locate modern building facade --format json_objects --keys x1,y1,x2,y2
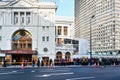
[
  {"x1": 75, "y1": 0, "x2": 120, "y2": 55},
  {"x1": 0, "y1": 0, "x2": 57, "y2": 63}
]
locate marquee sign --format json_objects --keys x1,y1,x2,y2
[{"x1": 2, "y1": 50, "x2": 35, "y2": 54}]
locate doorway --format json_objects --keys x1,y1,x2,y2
[{"x1": 42, "y1": 57, "x2": 49, "y2": 66}]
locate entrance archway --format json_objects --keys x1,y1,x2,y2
[
  {"x1": 65, "y1": 52, "x2": 71, "y2": 64},
  {"x1": 11, "y1": 29, "x2": 33, "y2": 63},
  {"x1": 56, "y1": 52, "x2": 62, "y2": 60},
  {"x1": 12, "y1": 29, "x2": 32, "y2": 50},
  {"x1": 65, "y1": 52, "x2": 71, "y2": 60}
]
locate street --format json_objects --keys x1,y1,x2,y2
[{"x1": 0, "y1": 66, "x2": 120, "y2": 80}]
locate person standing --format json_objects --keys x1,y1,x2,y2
[
  {"x1": 49, "y1": 59, "x2": 53, "y2": 68},
  {"x1": 32, "y1": 60, "x2": 35, "y2": 67},
  {"x1": 3, "y1": 59, "x2": 6, "y2": 67}
]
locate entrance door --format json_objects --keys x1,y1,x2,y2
[
  {"x1": 42, "y1": 57, "x2": 49, "y2": 66},
  {"x1": 12, "y1": 54, "x2": 32, "y2": 63}
]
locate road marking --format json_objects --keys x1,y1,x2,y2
[
  {"x1": 31, "y1": 70, "x2": 35, "y2": 72},
  {"x1": 0, "y1": 71, "x2": 24, "y2": 75},
  {"x1": 41, "y1": 69, "x2": 70, "y2": 72},
  {"x1": 12, "y1": 71, "x2": 17, "y2": 72},
  {"x1": 36, "y1": 72, "x2": 74, "y2": 77},
  {"x1": 66, "y1": 76, "x2": 95, "y2": 80}
]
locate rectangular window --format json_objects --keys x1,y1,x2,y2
[
  {"x1": 58, "y1": 26, "x2": 62, "y2": 35},
  {"x1": 46, "y1": 26, "x2": 49, "y2": 30},
  {"x1": 0, "y1": 26, "x2": 2, "y2": 29},
  {"x1": 20, "y1": 12, "x2": 24, "y2": 24},
  {"x1": 46, "y1": 36, "x2": 49, "y2": 41},
  {"x1": 42, "y1": 37, "x2": 45, "y2": 41},
  {"x1": 26, "y1": 17, "x2": 30, "y2": 24},
  {"x1": 15, "y1": 17, "x2": 18, "y2": 24},
  {"x1": 57, "y1": 38, "x2": 62, "y2": 44},
  {"x1": 14, "y1": 12, "x2": 18, "y2": 24},
  {"x1": 64, "y1": 26, "x2": 68, "y2": 35},
  {"x1": 26, "y1": 12, "x2": 31, "y2": 24},
  {"x1": 28, "y1": 44, "x2": 32, "y2": 49},
  {"x1": 21, "y1": 17, "x2": 24, "y2": 23},
  {"x1": 0, "y1": 36, "x2": 1, "y2": 41},
  {"x1": 42, "y1": 26, "x2": 45, "y2": 30}
]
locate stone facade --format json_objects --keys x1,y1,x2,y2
[{"x1": 0, "y1": 0, "x2": 57, "y2": 63}]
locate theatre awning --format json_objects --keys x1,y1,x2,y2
[{"x1": 2, "y1": 50, "x2": 35, "y2": 54}]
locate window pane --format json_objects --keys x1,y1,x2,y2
[
  {"x1": 42, "y1": 37, "x2": 45, "y2": 41},
  {"x1": 0, "y1": 26, "x2": 2, "y2": 29},
  {"x1": 0, "y1": 36, "x2": 1, "y2": 41},
  {"x1": 64, "y1": 26, "x2": 68, "y2": 35},
  {"x1": 47, "y1": 36, "x2": 49, "y2": 41},
  {"x1": 58, "y1": 26, "x2": 62, "y2": 35}
]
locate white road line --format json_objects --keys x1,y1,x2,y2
[
  {"x1": 36, "y1": 72, "x2": 74, "y2": 77},
  {"x1": 31, "y1": 70, "x2": 35, "y2": 72},
  {"x1": 41, "y1": 70, "x2": 70, "y2": 72},
  {"x1": 0, "y1": 71, "x2": 24, "y2": 75},
  {"x1": 66, "y1": 76, "x2": 95, "y2": 80}
]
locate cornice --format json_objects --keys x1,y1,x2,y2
[{"x1": 0, "y1": 5, "x2": 57, "y2": 9}]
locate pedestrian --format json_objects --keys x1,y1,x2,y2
[
  {"x1": 32, "y1": 60, "x2": 35, "y2": 67},
  {"x1": 37, "y1": 59, "x2": 40, "y2": 68},
  {"x1": 24, "y1": 59, "x2": 28, "y2": 66},
  {"x1": 41, "y1": 60, "x2": 43, "y2": 66},
  {"x1": 49, "y1": 59, "x2": 53, "y2": 68},
  {"x1": 3, "y1": 59, "x2": 6, "y2": 67},
  {"x1": 61, "y1": 58, "x2": 65, "y2": 66}
]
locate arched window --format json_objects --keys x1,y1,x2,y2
[{"x1": 12, "y1": 30, "x2": 32, "y2": 50}]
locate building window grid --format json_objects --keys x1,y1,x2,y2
[
  {"x1": 42, "y1": 36, "x2": 49, "y2": 42},
  {"x1": 14, "y1": 12, "x2": 31, "y2": 25}
]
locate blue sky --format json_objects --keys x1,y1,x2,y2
[{"x1": 55, "y1": 0, "x2": 74, "y2": 17}]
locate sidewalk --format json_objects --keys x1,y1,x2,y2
[{"x1": 0, "y1": 64, "x2": 120, "y2": 68}]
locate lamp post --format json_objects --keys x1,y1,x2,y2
[{"x1": 90, "y1": 15, "x2": 95, "y2": 65}]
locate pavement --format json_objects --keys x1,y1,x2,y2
[{"x1": 1, "y1": 64, "x2": 120, "y2": 68}]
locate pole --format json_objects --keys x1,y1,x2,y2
[{"x1": 90, "y1": 15, "x2": 95, "y2": 65}]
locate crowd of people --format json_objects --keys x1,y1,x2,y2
[
  {"x1": 1, "y1": 57, "x2": 120, "y2": 68},
  {"x1": 54, "y1": 57, "x2": 120, "y2": 66}
]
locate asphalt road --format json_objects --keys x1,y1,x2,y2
[{"x1": 0, "y1": 66, "x2": 120, "y2": 80}]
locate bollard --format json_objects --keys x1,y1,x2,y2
[{"x1": 21, "y1": 63, "x2": 24, "y2": 70}]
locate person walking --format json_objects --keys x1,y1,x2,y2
[
  {"x1": 37, "y1": 58, "x2": 40, "y2": 68},
  {"x1": 32, "y1": 60, "x2": 35, "y2": 67}
]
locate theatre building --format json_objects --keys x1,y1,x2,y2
[{"x1": 0, "y1": 0, "x2": 57, "y2": 64}]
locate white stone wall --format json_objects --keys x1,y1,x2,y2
[{"x1": 0, "y1": 0, "x2": 56, "y2": 59}]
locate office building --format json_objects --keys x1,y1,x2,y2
[{"x1": 75, "y1": 0, "x2": 120, "y2": 55}]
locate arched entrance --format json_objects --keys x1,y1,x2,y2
[
  {"x1": 11, "y1": 29, "x2": 33, "y2": 63},
  {"x1": 12, "y1": 29, "x2": 32, "y2": 50},
  {"x1": 55, "y1": 52, "x2": 62, "y2": 65},
  {"x1": 65, "y1": 52, "x2": 71, "y2": 60},
  {"x1": 56, "y1": 52, "x2": 62, "y2": 60},
  {"x1": 65, "y1": 52, "x2": 71, "y2": 64}
]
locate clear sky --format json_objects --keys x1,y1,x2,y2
[{"x1": 55, "y1": 0, "x2": 74, "y2": 17}]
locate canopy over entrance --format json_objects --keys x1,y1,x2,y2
[{"x1": 2, "y1": 50, "x2": 35, "y2": 54}]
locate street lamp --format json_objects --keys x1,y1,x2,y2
[{"x1": 90, "y1": 15, "x2": 95, "y2": 65}]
